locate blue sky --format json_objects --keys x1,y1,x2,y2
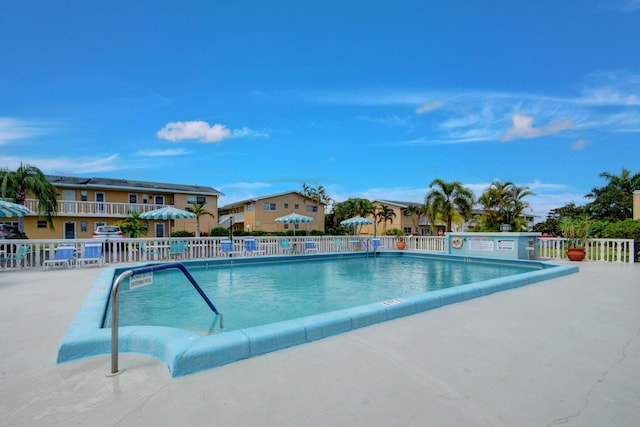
[{"x1": 1, "y1": 0, "x2": 639, "y2": 221}]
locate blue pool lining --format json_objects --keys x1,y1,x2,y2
[{"x1": 57, "y1": 252, "x2": 578, "y2": 377}]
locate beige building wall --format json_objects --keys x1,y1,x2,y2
[
  {"x1": 21, "y1": 185, "x2": 219, "y2": 239},
  {"x1": 634, "y1": 191, "x2": 640, "y2": 220},
  {"x1": 220, "y1": 192, "x2": 326, "y2": 234}
]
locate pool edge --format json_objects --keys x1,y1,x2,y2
[{"x1": 57, "y1": 256, "x2": 579, "y2": 377}]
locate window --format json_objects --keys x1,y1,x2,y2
[
  {"x1": 142, "y1": 194, "x2": 149, "y2": 204},
  {"x1": 306, "y1": 205, "x2": 318, "y2": 213},
  {"x1": 262, "y1": 202, "x2": 276, "y2": 211},
  {"x1": 294, "y1": 204, "x2": 299, "y2": 209},
  {"x1": 403, "y1": 227, "x2": 412, "y2": 234},
  {"x1": 247, "y1": 203, "x2": 253, "y2": 212},
  {"x1": 80, "y1": 191, "x2": 88, "y2": 202},
  {"x1": 37, "y1": 220, "x2": 47, "y2": 229},
  {"x1": 284, "y1": 203, "x2": 289, "y2": 209},
  {"x1": 154, "y1": 195, "x2": 164, "y2": 205},
  {"x1": 80, "y1": 221, "x2": 88, "y2": 232},
  {"x1": 284, "y1": 224, "x2": 289, "y2": 229},
  {"x1": 129, "y1": 194, "x2": 138, "y2": 204},
  {"x1": 187, "y1": 196, "x2": 206, "y2": 205}
]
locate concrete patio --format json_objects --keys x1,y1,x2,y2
[{"x1": 1, "y1": 261, "x2": 638, "y2": 426}]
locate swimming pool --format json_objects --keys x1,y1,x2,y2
[
  {"x1": 58, "y1": 252, "x2": 578, "y2": 376},
  {"x1": 104, "y1": 255, "x2": 544, "y2": 334}
]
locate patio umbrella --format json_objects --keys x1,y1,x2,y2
[
  {"x1": 274, "y1": 212, "x2": 314, "y2": 236},
  {"x1": 140, "y1": 206, "x2": 196, "y2": 236},
  {"x1": 0, "y1": 200, "x2": 33, "y2": 218},
  {"x1": 340, "y1": 216, "x2": 374, "y2": 235}
]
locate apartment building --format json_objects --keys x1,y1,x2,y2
[
  {"x1": 218, "y1": 191, "x2": 326, "y2": 234},
  {"x1": 18, "y1": 175, "x2": 223, "y2": 239}
]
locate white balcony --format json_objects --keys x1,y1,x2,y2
[{"x1": 23, "y1": 199, "x2": 170, "y2": 217}]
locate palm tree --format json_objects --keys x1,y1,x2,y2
[
  {"x1": 118, "y1": 212, "x2": 147, "y2": 238},
  {"x1": 0, "y1": 162, "x2": 58, "y2": 230},
  {"x1": 302, "y1": 183, "x2": 333, "y2": 232},
  {"x1": 425, "y1": 179, "x2": 475, "y2": 232},
  {"x1": 585, "y1": 168, "x2": 640, "y2": 220},
  {"x1": 375, "y1": 204, "x2": 396, "y2": 235},
  {"x1": 185, "y1": 202, "x2": 215, "y2": 237},
  {"x1": 478, "y1": 181, "x2": 534, "y2": 231}
]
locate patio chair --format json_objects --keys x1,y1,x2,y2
[
  {"x1": 332, "y1": 239, "x2": 347, "y2": 252},
  {"x1": 43, "y1": 245, "x2": 76, "y2": 270},
  {"x1": 0, "y1": 245, "x2": 30, "y2": 269},
  {"x1": 304, "y1": 241, "x2": 318, "y2": 253},
  {"x1": 244, "y1": 238, "x2": 265, "y2": 256},
  {"x1": 141, "y1": 242, "x2": 160, "y2": 260},
  {"x1": 169, "y1": 241, "x2": 188, "y2": 260},
  {"x1": 278, "y1": 240, "x2": 296, "y2": 254},
  {"x1": 221, "y1": 240, "x2": 242, "y2": 257},
  {"x1": 76, "y1": 243, "x2": 104, "y2": 268},
  {"x1": 371, "y1": 238, "x2": 384, "y2": 251}
]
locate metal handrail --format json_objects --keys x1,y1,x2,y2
[{"x1": 109, "y1": 262, "x2": 222, "y2": 376}]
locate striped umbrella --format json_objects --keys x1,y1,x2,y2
[
  {"x1": 340, "y1": 216, "x2": 374, "y2": 226},
  {"x1": 274, "y1": 212, "x2": 314, "y2": 236},
  {"x1": 0, "y1": 200, "x2": 33, "y2": 218},
  {"x1": 140, "y1": 206, "x2": 196, "y2": 236},
  {"x1": 340, "y1": 216, "x2": 374, "y2": 235},
  {"x1": 140, "y1": 206, "x2": 196, "y2": 220}
]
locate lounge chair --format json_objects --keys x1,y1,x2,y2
[
  {"x1": 169, "y1": 241, "x2": 188, "y2": 260},
  {"x1": 244, "y1": 238, "x2": 265, "y2": 256},
  {"x1": 0, "y1": 245, "x2": 30, "y2": 269},
  {"x1": 332, "y1": 239, "x2": 347, "y2": 252},
  {"x1": 43, "y1": 245, "x2": 76, "y2": 269},
  {"x1": 141, "y1": 242, "x2": 160, "y2": 260},
  {"x1": 304, "y1": 241, "x2": 318, "y2": 253},
  {"x1": 371, "y1": 238, "x2": 384, "y2": 251},
  {"x1": 76, "y1": 243, "x2": 104, "y2": 268},
  {"x1": 221, "y1": 240, "x2": 242, "y2": 257},
  {"x1": 278, "y1": 240, "x2": 296, "y2": 254}
]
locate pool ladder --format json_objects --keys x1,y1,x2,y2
[{"x1": 108, "y1": 262, "x2": 222, "y2": 376}]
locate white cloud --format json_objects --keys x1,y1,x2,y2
[
  {"x1": 136, "y1": 148, "x2": 191, "y2": 157},
  {"x1": 502, "y1": 113, "x2": 573, "y2": 141},
  {"x1": 571, "y1": 139, "x2": 591, "y2": 150},
  {"x1": 622, "y1": 0, "x2": 640, "y2": 12},
  {"x1": 0, "y1": 118, "x2": 49, "y2": 144},
  {"x1": 156, "y1": 121, "x2": 268, "y2": 142},
  {"x1": 416, "y1": 100, "x2": 445, "y2": 114},
  {"x1": 0, "y1": 154, "x2": 120, "y2": 174},
  {"x1": 231, "y1": 127, "x2": 269, "y2": 138},
  {"x1": 156, "y1": 121, "x2": 231, "y2": 143},
  {"x1": 357, "y1": 115, "x2": 410, "y2": 126}
]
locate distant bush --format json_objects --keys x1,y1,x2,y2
[
  {"x1": 210, "y1": 227, "x2": 230, "y2": 236},
  {"x1": 171, "y1": 230, "x2": 194, "y2": 237},
  {"x1": 598, "y1": 219, "x2": 640, "y2": 240}
]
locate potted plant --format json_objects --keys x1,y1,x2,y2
[
  {"x1": 386, "y1": 228, "x2": 406, "y2": 250},
  {"x1": 559, "y1": 217, "x2": 590, "y2": 261}
]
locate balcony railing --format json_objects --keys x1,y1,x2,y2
[{"x1": 23, "y1": 199, "x2": 170, "y2": 217}]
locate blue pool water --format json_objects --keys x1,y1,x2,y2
[
  {"x1": 59, "y1": 252, "x2": 578, "y2": 376},
  {"x1": 104, "y1": 254, "x2": 541, "y2": 334}
]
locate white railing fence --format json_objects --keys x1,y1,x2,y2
[
  {"x1": 537, "y1": 237, "x2": 636, "y2": 264},
  {"x1": 0, "y1": 235, "x2": 636, "y2": 269},
  {"x1": 22, "y1": 199, "x2": 169, "y2": 217}
]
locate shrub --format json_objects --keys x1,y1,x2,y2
[
  {"x1": 171, "y1": 230, "x2": 194, "y2": 237},
  {"x1": 210, "y1": 226, "x2": 231, "y2": 236}
]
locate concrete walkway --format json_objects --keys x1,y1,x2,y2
[{"x1": 0, "y1": 262, "x2": 638, "y2": 426}]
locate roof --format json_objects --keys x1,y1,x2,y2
[
  {"x1": 220, "y1": 191, "x2": 326, "y2": 210},
  {"x1": 373, "y1": 200, "x2": 422, "y2": 209},
  {"x1": 46, "y1": 175, "x2": 223, "y2": 197}
]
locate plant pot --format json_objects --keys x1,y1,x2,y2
[
  {"x1": 566, "y1": 247, "x2": 586, "y2": 262},
  {"x1": 396, "y1": 241, "x2": 406, "y2": 250}
]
